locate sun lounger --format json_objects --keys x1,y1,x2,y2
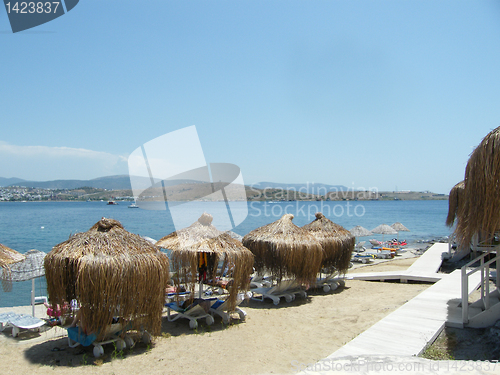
[
  {"x1": 166, "y1": 290, "x2": 191, "y2": 303},
  {"x1": 0, "y1": 312, "x2": 46, "y2": 337},
  {"x1": 165, "y1": 298, "x2": 217, "y2": 329},
  {"x1": 67, "y1": 322, "x2": 140, "y2": 358},
  {"x1": 354, "y1": 241, "x2": 366, "y2": 252},
  {"x1": 314, "y1": 273, "x2": 341, "y2": 293},
  {"x1": 249, "y1": 275, "x2": 273, "y2": 289},
  {"x1": 209, "y1": 293, "x2": 247, "y2": 324},
  {"x1": 251, "y1": 279, "x2": 306, "y2": 305}
]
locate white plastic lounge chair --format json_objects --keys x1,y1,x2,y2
[
  {"x1": 209, "y1": 293, "x2": 247, "y2": 324},
  {"x1": 354, "y1": 241, "x2": 366, "y2": 252},
  {"x1": 0, "y1": 312, "x2": 46, "y2": 337},
  {"x1": 165, "y1": 298, "x2": 216, "y2": 329},
  {"x1": 249, "y1": 275, "x2": 273, "y2": 289},
  {"x1": 315, "y1": 273, "x2": 341, "y2": 293},
  {"x1": 251, "y1": 279, "x2": 306, "y2": 305},
  {"x1": 67, "y1": 321, "x2": 143, "y2": 358}
]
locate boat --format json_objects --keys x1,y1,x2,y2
[
  {"x1": 128, "y1": 203, "x2": 139, "y2": 208},
  {"x1": 107, "y1": 201, "x2": 118, "y2": 205}
]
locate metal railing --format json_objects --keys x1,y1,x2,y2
[{"x1": 461, "y1": 244, "x2": 500, "y2": 324}]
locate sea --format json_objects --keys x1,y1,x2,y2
[{"x1": 0, "y1": 199, "x2": 451, "y2": 308}]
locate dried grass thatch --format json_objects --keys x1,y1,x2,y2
[
  {"x1": 302, "y1": 212, "x2": 353, "y2": 275},
  {"x1": 156, "y1": 212, "x2": 222, "y2": 250},
  {"x1": 455, "y1": 126, "x2": 500, "y2": 245},
  {"x1": 157, "y1": 213, "x2": 254, "y2": 311},
  {"x1": 0, "y1": 243, "x2": 25, "y2": 292},
  {"x1": 446, "y1": 181, "x2": 465, "y2": 227},
  {"x1": 242, "y1": 214, "x2": 324, "y2": 285},
  {"x1": 44, "y1": 218, "x2": 170, "y2": 339}
]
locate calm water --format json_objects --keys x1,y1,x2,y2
[{"x1": 0, "y1": 200, "x2": 450, "y2": 307}]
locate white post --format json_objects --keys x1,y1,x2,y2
[
  {"x1": 480, "y1": 257, "x2": 485, "y2": 301},
  {"x1": 462, "y1": 266, "x2": 468, "y2": 324},
  {"x1": 31, "y1": 279, "x2": 35, "y2": 317},
  {"x1": 485, "y1": 263, "x2": 490, "y2": 310}
]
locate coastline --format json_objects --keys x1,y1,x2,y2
[{"x1": 1, "y1": 254, "x2": 430, "y2": 375}]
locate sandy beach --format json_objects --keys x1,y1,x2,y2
[{"x1": 0, "y1": 254, "x2": 430, "y2": 375}]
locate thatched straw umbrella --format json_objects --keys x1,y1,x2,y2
[
  {"x1": 242, "y1": 214, "x2": 324, "y2": 285},
  {"x1": 156, "y1": 213, "x2": 254, "y2": 311},
  {"x1": 455, "y1": 126, "x2": 500, "y2": 246},
  {"x1": 302, "y1": 213, "x2": 354, "y2": 275},
  {"x1": 446, "y1": 181, "x2": 465, "y2": 227},
  {"x1": 0, "y1": 243, "x2": 25, "y2": 293},
  {"x1": 371, "y1": 224, "x2": 397, "y2": 243},
  {"x1": 390, "y1": 222, "x2": 410, "y2": 243},
  {"x1": 4, "y1": 249, "x2": 46, "y2": 317},
  {"x1": 45, "y1": 218, "x2": 170, "y2": 340}
]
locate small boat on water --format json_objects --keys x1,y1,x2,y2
[
  {"x1": 107, "y1": 201, "x2": 118, "y2": 205},
  {"x1": 128, "y1": 203, "x2": 139, "y2": 208}
]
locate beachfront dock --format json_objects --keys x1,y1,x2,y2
[
  {"x1": 343, "y1": 242, "x2": 448, "y2": 283},
  {"x1": 316, "y1": 243, "x2": 482, "y2": 361}
]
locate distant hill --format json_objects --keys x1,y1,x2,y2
[
  {"x1": 0, "y1": 177, "x2": 26, "y2": 187},
  {"x1": 6, "y1": 175, "x2": 135, "y2": 190},
  {"x1": 2, "y1": 177, "x2": 352, "y2": 193},
  {"x1": 250, "y1": 182, "x2": 349, "y2": 193}
]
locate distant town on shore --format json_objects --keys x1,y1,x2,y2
[{"x1": 0, "y1": 175, "x2": 448, "y2": 202}]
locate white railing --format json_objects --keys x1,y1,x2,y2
[{"x1": 461, "y1": 244, "x2": 500, "y2": 324}]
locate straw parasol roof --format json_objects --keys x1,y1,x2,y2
[
  {"x1": 8, "y1": 249, "x2": 45, "y2": 282},
  {"x1": 157, "y1": 213, "x2": 254, "y2": 311},
  {"x1": 44, "y1": 218, "x2": 170, "y2": 340},
  {"x1": 446, "y1": 181, "x2": 465, "y2": 227},
  {"x1": 455, "y1": 126, "x2": 500, "y2": 246},
  {"x1": 391, "y1": 222, "x2": 409, "y2": 232},
  {"x1": 302, "y1": 213, "x2": 354, "y2": 275},
  {"x1": 242, "y1": 214, "x2": 324, "y2": 285},
  {"x1": 156, "y1": 212, "x2": 222, "y2": 250},
  {"x1": 371, "y1": 224, "x2": 398, "y2": 243},
  {"x1": 1, "y1": 249, "x2": 46, "y2": 317},
  {"x1": 0, "y1": 243, "x2": 25, "y2": 292},
  {"x1": 349, "y1": 226, "x2": 372, "y2": 238}
]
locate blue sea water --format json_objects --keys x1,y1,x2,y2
[{"x1": 0, "y1": 200, "x2": 451, "y2": 308}]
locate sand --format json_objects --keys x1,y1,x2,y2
[{"x1": 0, "y1": 255, "x2": 429, "y2": 375}]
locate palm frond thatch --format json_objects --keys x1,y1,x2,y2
[
  {"x1": 455, "y1": 126, "x2": 500, "y2": 245},
  {"x1": 302, "y1": 212, "x2": 354, "y2": 274},
  {"x1": 446, "y1": 181, "x2": 465, "y2": 227},
  {"x1": 157, "y1": 213, "x2": 254, "y2": 311},
  {"x1": 242, "y1": 214, "x2": 324, "y2": 285},
  {"x1": 0, "y1": 243, "x2": 25, "y2": 292},
  {"x1": 44, "y1": 218, "x2": 170, "y2": 340}
]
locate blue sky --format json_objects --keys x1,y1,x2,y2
[{"x1": 1, "y1": 0, "x2": 500, "y2": 194}]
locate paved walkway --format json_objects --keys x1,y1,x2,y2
[
  {"x1": 301, "y1": 243, "x2": 487, "y2": 374},
  {"x1": 343, "y1": 243, "x2": 449, "y2": 283}
]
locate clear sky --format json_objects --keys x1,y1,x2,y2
[{"x1": 1, "y1": 0, "x2": 500, "y2": 194}]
